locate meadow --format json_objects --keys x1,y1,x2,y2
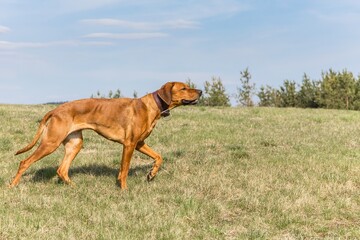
[{"x1": 1, "y1": 104, "x2": 360, "y2": 239}]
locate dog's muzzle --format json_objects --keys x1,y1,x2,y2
[{"x1": 182, "y1": 90, "x2": 202, "y2": 105}]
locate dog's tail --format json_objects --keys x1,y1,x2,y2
[{"x1": 15, "y1": 110, "x2": 54, "y2": 155}]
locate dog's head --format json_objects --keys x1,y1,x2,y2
[{"x1": 157, "y1": 82, "x2": 202, "y2": 109}]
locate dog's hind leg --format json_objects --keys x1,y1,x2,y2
[
  {"x1": 9, "y1": 140, "x2": 62, "y2": 187},
  {"x1": 57, "y1": 131, "x2": 83, "y2": 185},
  {"x1": 9, "y1": 116, "x2": 69, "y2": 188}
]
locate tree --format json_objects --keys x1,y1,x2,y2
[
  {"x1": 236, "y1": 67, "x2": 256, "y2": 107},
  {"x1": 133, "y1": 90, "x2": 138, "y2": 98},
  {"x1": 113, "y1": 89, "x2": 122, "y2": 98},
  {"x1": 297, "y1": 73, "x2": 320, "y2": 108},
  {"x1": 320, "y1": 69, "x2": 356, "y2": 109},
  {"x1": 337, "y1": 69, "x2": 356, "y2": 110},
  {"x1": 279, "y1": 80, "x2": 297, "y2": 107},
  {"x1": 320, "y1": 69, "x2": 341, "y2": 109},
  {"x1": 108, "y1": 90, "x2": 113, "y2": 98},
  {"x1": 202, "y1": 77, "x2": 230, "y2": 107},
  {"x1": 91, "y1": 90, "x2": 102, "y2": 98},
  {"x1": 258, "y1": 85, "x2": 281, "y2": 107}
]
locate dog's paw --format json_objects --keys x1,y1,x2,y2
[
  {"x1": 8, "y1": 181, "x2": 19, "y2": 189},
  {"x1": 147, "y1": 172, "x2": 156, "y2": 182},
  {"x1": 68, "y1": 181, "x2": 76, "y2": 188}
]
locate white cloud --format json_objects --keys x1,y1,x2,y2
[
  {"x1": 0, "y1": 25, "x2": 10, "y2": 33},
  {"x1": 164, "y1": 19, "x2": 200, "y2": 29},
  {"x1": 83, "y1": 32, "x2": 168, "y2": 40},
  {"x1": 81, "y1": 19, "x2": 200, "y2": 30}
]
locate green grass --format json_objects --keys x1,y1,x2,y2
[{"x1": 1, "y1": 104, "x2": 360, "y2": 239}]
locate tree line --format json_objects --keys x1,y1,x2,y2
[
  {"x1": 257, "y1": 69, "x2": 360, "y2": 110},
  {"x1": 91, "y1": 68, "x2": 360, "y2": 110},
  {"x1": 91, "y1": 89, "x2": 138, "y2": 99}
]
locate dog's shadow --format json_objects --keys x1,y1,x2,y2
[{"x1": 31, "y1": 164, "x2": 151, "y2": 183}]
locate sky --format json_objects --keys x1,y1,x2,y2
[{"x1": 1, "y1": 0, "x2": 360, "y2": 104}]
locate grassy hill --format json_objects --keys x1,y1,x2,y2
[{"x1": 1, "y1": 104, "x2": 360, "y2": 239}]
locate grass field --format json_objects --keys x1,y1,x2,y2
[{"x1": 1, "y1": 104, "x2": 360, "y2": 239}]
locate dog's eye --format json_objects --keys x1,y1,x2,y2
[{"x1": 181, "y1": 87, "x2": 187, "y2": 90}]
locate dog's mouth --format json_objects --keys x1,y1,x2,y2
[{"x1": 182, "y1": 99, "x2": 199, "y2": 105}]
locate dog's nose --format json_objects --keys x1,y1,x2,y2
[{"x1": 197, "y1": 89, "x2": 202, "y2": 96}]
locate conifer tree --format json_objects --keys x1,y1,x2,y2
[
  {"x1": 297, "y1": 73, "x2": 320, "y2": 108},
  {"x1": 203, "y1": 77, "x2": 230, "y2": 107},
  {"x1": 258, "y1": 85, "x2": 280, "y2": 107},
  {"x1": 279, "y1": 80, "x2": 297, "y2": 107},
  {"x1": 236, "y1": 67, "x2": 256, "y2": 107}
]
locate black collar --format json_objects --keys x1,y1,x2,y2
[{"x1": 152, "y1": 91, "x2": 170, "y2": 117}]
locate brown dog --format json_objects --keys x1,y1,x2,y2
[{"x1": 10, "y1": 82, "x2": 202, "y2": 189}]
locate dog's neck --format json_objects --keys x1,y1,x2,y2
[{"x1": 152, "y1": 91, "x2": 170, "y2": 117}]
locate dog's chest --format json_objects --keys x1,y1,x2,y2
[{"x1": 140, "y1": 119, "x2": 158, "y2": 141}]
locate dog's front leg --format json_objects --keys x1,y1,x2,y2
[
  {"x1": 136, "y1": 141, "x2": 163, "y2": 181},
  {"x1": 118, "y1": 143, "x2": 135, "y2": 190}
]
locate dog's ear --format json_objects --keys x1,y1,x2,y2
[{"x1": 157, "y1": 82, "x2": 174, "y2": 105}]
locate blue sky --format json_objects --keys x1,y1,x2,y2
[{"x1": 1, "y1": 0, "x2": 360, "y2": 104}]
